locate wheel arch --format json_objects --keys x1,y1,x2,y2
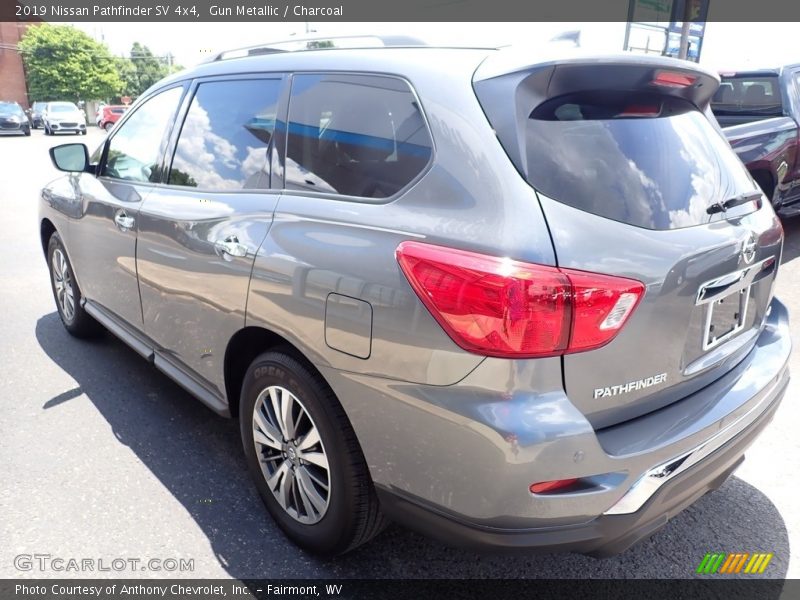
[
  {"x1": 224, "y1": 326, "x2": 327, "y2": 418},
  {"x1": 40, "y1": 218, "x2": 57, "y2": 257},
  {"x1": 750, "y1": 168, "x2": 776, "y2": 203}
]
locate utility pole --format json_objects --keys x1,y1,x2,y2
[{"x1": 678, "y1": 0, "x2": 693, "y2": 60}]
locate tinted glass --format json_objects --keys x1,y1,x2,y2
[
  {"x1": 0, "y1": 103, "x2": 23, "y2": 116},
  {"x1": 102, "y1": 86, "x2": 183, "y2": 183},
  {"x1": 168, "y1": 79, "x2": 281, "y2": 190},
  {"x1": 286, "y1": 74, "x2": 432, "y2": 199},
  {"x1": 524, "y1": 92, "x2": 756, "y2": 230},
  {"x1": 712, "y1": 75, "x2": 782, "y2": 117},
  {"x1": 49, "y1": 103, "x2": 79, "y2": 113}
]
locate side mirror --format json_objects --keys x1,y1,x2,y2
[{"x1": 49, "y1": 143, "x2": 90, "y2": 173}]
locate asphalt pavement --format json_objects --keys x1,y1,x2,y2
[{"x1": 1, "y1": 128, "x2": 798, "y2": 580}]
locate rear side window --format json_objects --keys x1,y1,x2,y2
[
  {"x1": 712, "y1": 74, "x2": 782, "y2": 117},
  {"x1": 285, "y1": 74, "x2": 432, "y2": 199},
  {"x1": 523, "y1": 92, "x2": 755, "y2": 229},
  {"x1": 169, "y1": 79, "x2": 282, "y2": 190}
]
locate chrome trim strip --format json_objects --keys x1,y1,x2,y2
[{"x1": 603, "y1": 374, "x2": 781, "y2": 516}]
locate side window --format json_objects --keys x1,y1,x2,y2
[
  {"x1": 168, "y1": 79, "x2": 282, "y2": 190},
  {"x1": 102, "y1": 86, "x2": 183, "y2": 183},
  {"x1": 286, "y1": 74, "x2": 433, "y2": 199}
]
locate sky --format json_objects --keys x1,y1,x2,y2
[{"x1": 72, "y1": 21, "x2": 799, "y2": 71}]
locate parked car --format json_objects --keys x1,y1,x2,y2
[
  {"x1": 39, "y1": 41, "x2": 791, "y2": 557},
  {"x1": 711, "y1": 66, "x2": 800, "y2": 214},
  {"x1": 42, "y1": 101, "x2": 87, "y2": 136},
  {"x1": 94, "y1": 102, "x2": 107, "y2": 127},
  {"x1": 97, "y1": 105, "x2": 129, "y2": 131},
  {"x1": 0, "y1": 101, "x2": 31, "y2": 136},
  {"x1": 27, "y1": 101, "x2": 47, "y2": 128}
]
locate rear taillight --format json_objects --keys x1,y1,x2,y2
[
  {"x1": 652, "y1": 70, "x2": 697, "y2": 88},
  {"x1": 396, "y1": 242, "x2": 644, "y2": 358}
]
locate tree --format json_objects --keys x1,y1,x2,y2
[
  {"x1": 18, "y1": 24, "x2": 123, "y2": 102},
  {"x1": 129, "y1": 42, "x2": 169, "y2": 96},
  {"x1": 115, "y1": 56, "x2": 139, "y2": 99}
]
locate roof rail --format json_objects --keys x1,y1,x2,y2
[{"x1": 209, "y1": 34, "x2": 427, "y2": 62}]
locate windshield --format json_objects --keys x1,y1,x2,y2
[
  {"x1": 49, "y1": 103, "x2": 79, "y2": 113},
  {"x1": 711, "y1": 74, "x2": 783, "y2": 116},
  {"x1": 523, "y1": 92, "x2": 757, "y2": 230},
  {"x1": 0, "y1": 103, "x2": 23, "y2": 116}
]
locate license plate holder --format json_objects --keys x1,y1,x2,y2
[{"x1": 703, "y1": 286, "x2": 750, "y2": 351}]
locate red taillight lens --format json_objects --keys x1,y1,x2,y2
[
  {"x1": 529, "y1": 479, "x2": 579, "y2": 494},
  {"x1": 652, "y1": 70, "x2": 697, "y2": 88},
  {"x1": 396, "y1": 242, "x2": 644, "y2": 358},
  {"x1": 566, "y1": 270, "x2": 644, "y2": 352}
]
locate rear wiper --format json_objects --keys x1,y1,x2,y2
[{"x1": 707, "y1": 191, "x2": 762, "y2": 214}]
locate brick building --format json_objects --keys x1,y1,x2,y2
[{"x1": 0, "y1": 22, "x2": 32, "y2": 108}]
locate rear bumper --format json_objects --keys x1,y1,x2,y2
[
  {"x1": 329, "y1": 298, "x2": 790, "y2": 554},
  {"x1": 377, "y1": 369, "x2": 786, "y2": 556}
]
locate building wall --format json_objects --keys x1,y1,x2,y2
[{"x1": 0, "y1": 22, "x2": 31, "y2": 108}]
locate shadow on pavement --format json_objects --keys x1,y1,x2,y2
[{"x1": 35, "y1": 312, "x2": 790, "y2": 580}]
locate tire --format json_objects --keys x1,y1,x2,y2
[
  {"x1": 44, "y1": 125, "x2": 50, "y2": 136},
  {"x1": 240, "y1": 351, "x2": 386, "y2": 556},
  {"x1": 23, "y1": 128, "x2": 31, "y2": 136},
  {"x1": 103, "y1": 122, "x2": 114, "y2": 132},
  {"x1": 47, "y1": 233, "x2": 102, "y2": 338}
]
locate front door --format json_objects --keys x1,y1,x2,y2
[{"x1": 69, "y1": 85, "x2": 186, "y2": 329}]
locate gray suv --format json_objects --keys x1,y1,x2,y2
[{"x1": 39, "y1": 40, "x2": 791, "y2": 557}]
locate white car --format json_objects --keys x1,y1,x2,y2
[{"x1": 43, "y1": 102, "x2": 87, "y2": 136}]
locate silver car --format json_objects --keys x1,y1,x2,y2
[
  {"x1": 38, "y1": 40, "x2": 791, "y2": 557},
  {"x1": 43, "y1": 101, "x2": 87, "y2": 136}
]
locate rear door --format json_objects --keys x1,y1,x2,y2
[
  {"x1": 135, "y1": 75, "x2": 286, "y2": 399},
  {"x1": 475, "y1": 59, "x2": 784, "y2": 428}
]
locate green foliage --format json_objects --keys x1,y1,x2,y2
[
  {"x1": 18, "y1": 24, "x2": 123, "y2": 102},
  {"x1": 128, "y1": 42, "x2": 168, "y2": 97}
]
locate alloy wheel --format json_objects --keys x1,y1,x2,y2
[
  {"x1": 252, "y1": 385, "x2": 331, "y2": 524},
  {"x1": 52, "y1": 248, "x2": 75, "y2": 322}
]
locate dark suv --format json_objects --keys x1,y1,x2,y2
[{"x1": 39, "y1": 39, "x2": 791, "y2": 557}]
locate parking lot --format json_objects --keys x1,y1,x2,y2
[{"x1": 1, "y1": 127, "x2": 798, "y2": 580}]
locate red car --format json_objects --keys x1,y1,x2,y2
[{"x1": 98, "y1": 105, "x2": 128, "y2": 131}]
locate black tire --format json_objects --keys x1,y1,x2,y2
[
  {"x1": 103, "y1": 122, "x2": 113, "y2": 132},
  {"x1": 240, "y1": 351, "x2": 386, "y2": 556},
  {"x1": 47, "y1": 233, "x2": 102, "y2": 338},
  {"x1": 44, "y1": 125, "x2": 50, "y2": 136}
]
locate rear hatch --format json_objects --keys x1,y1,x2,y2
[{"x1": 474, "y1": 54, "x2": 783, "y2": 428}]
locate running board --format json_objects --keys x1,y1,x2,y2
[
  {"x1": 82, "y1": 300, "x2": 230, "y2": 417},
  {"x1": 83, "y1": 300, "x2": 153, "y2": 361}
]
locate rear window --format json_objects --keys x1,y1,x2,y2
[
  {"x1": 523, "y1": 92, "x2": 756, "y2": 230},
  {"x1": 711, "y1": 74, "x2": 782, "y2": 117}
]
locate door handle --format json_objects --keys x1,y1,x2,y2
[
  {"x1": 114, "y1": 211, "x2": 135, "y2": 231},
  {"x1": 215, "y1": 236, "x2": 248, "y2": 260}
]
